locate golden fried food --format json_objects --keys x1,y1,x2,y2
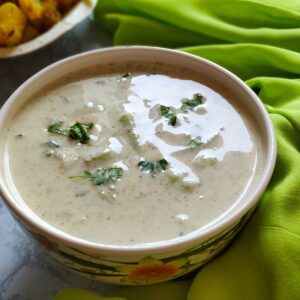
[
  {"x1": 41, "y1": 0, "x2": 61, "y2": 30},
  {"x1": 19, "y1": 0, "x2": 61, "y2": 30},
  {"x1": 58, "y1": 0, "x2": 79, "y2": 13},
  {"x1": 18, "y1": 0, "x2": 43, "y2": 23},
  {"x1": 0, "y1": 0, "x2": 17, "y2": 4},
  {"x1": 21, "y1": 24, "x2": 39, "y2": 42},
  {"x1": 0, "y1": 2, "x2": 27, "y2": 46},
  {"x1": 0, "y1": 0, "x2": 80, "y2": 47}
]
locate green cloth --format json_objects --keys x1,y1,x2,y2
[
  {"x1": 55, "y1": 1, "x2": 300, "y2": 299},
  {"x1": 53, "y1": 289, "x2": 125, "y2": 300},
  {"x1": 53, "y1": 281, "x2": 192, "y2": 300}
]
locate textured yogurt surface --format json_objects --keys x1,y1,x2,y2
[{"x1": 3, "y1": 63, "x2": 260, "y2": 245}]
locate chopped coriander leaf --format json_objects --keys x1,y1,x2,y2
[
  {"x1": 69, "y1": 167, "x2": 123, "y2": 185},
  {"x1": 138, "y1": 159, "x2": 168, "y2": 176},
  {"x1": 122, "y1": 72, "x2": 131, "y2": 78},
  {"x1": 138, "y1": 161, "x2": 154, "y2": 173},
  {"x1": 16, "y1": 133, "x2": 24, "y2": 139},
  {"x1": 47, "y1": 121, "x2": 94, "y2": 144},
  {"x1": 60, "y1": 95, "x2": 71, "y2": 103},
  {"x1": 42, "y1": 140, "x2": 61, "y2": 149},
  {"x1": 48, "y1": 122, "x2": 67, "y2": 135},
  {"x1": 75, "y1": 191, "x2": 89, "y2": 197},
  {"x1": 160, "y1": 105, "x2": 177, "y2": 126},
  {"x1": 169, "y1": 114, "x2": 177, "y2": 126},
  {"x1": 69, "y1": 122, "x2": 93, "y2": 144},
  {"x1": 181, "y1": 93, "x2": 203, "y2": 112},
  {"x1": 187, "y1": 137, "x2": 202, "y2": 149},
  {"x1": 156, "y1": 159, "x2": 168, "y2": 171}
]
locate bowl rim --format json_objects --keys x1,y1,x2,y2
[{"x1": 0, "y1": 46, "x2": 277, "y2": 256}]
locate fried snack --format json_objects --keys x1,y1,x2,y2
[
  {"x1": 18, "y1": 0, "x2": 43, "y2": 23},
  {"x1": 19, "y1": 0, "x2": 61, "y2": 30},
  {"x1": 0, "y1": 0, "x2": 17, "y2": 4},
  {"x1": 0, "y1": 0, "x2": 80, "y2": 47},
  {"x1": 0, "y1": 2, "x2": 27, "y2": 46},
  {"x1": 41, "y1": 0, "x2": 61, "y2": 30},
  {"x1": 21, "y1": 23, "x2": 39, "y2": 42},
  {"x1": 58, "y1": 0, "x2": 79, "y2": 13}
]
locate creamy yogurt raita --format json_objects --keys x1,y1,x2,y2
[{"x1": 3, "y1": 62, "x2": 261, "y2": 245}]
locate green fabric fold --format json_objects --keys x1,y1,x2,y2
[
  {"x1": 94, "y1": 0, "x2": 300, "y2": 50},
  {"x1": 62, "y1": 1, "x2": 300, "y2": 299},
  {"x1": 183, "y1": 44, "x2": 300, "y2": 80},
  {"x1": 188, "y1": 76, "x2": 300, "y2": 300}
]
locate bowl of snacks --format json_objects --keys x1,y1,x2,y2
[
  {"x1": 0, "y1": 0, "x2": 96, "y2": 58},
  {"x1": 0, "y1": 46, "x2": 276, "y2": 284}
]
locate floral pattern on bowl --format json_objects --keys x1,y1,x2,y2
[
  {"x1": 0, "y1": 47, "x2": 276, "y2": 285},
  {"x1": 18, "y1": 208, "x2": 253, "y2": 285}
]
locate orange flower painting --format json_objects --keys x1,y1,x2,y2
[{"x1": 119, "y1": 257, "x2": 187, "y2": 283}]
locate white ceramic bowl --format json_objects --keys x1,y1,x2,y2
[
  {"x1": 0, "y1": 47, "x2": 276, "y2": 285},
  {"x1": 0, "y1": 0, "x2": 96, "y2": 58}
]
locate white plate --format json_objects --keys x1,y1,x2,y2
[{"x1": 0, "y1": 0, "x2": 97, "y2": 58}]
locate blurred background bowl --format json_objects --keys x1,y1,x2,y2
[{"x1": 0, "y1": 0, "x2": 97, "y2": 58}]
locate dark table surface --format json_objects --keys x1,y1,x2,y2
[{"x1": 0, "y1": 17, "x2": 120, "y2": 300}]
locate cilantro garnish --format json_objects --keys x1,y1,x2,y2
[
  {"x1": 187, "y1": 137, "x2": 202, "y2": 149},
  {"x1": 138, "y1": 159, "x2": 168, "y2": 176},
  {"x1": 48, "y1": 122, "x2": 67, "y2": 135},
  {"x1": 122, "y1": 72, "x2": 131, "y2": 78},
  {"x1": 160, "y1": 105, "x2": 177, "y2": 126},
  {"x1": 69, "y1": 122, "x2": 93, "y2": 144},
  {"x1": 16, "y1": 133, "x2": 24, "y2": 139},
  {"x1": 48, "y1": 122, "x2": 94, "y2": 144},
  {"x1": 181, "y1": 93, "x2": 203, "y2": 112},
  {"x1": 42, "y1": 140, "x2": 61, "y2": 149},
  {"x1": 69, "y1": 167, "x2": 123, "y2": 185}
]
